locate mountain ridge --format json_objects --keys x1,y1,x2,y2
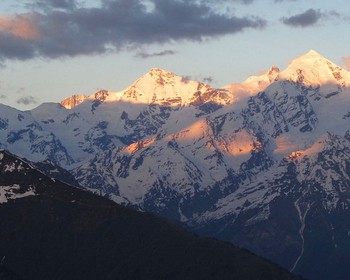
[
  {"x1": 0, "y1": 50, "x2": 350, "y2": 279},
  {"x1": 60, "y1": 68, "x2": 234, "y2": 110}
]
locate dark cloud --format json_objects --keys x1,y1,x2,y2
[
  {"x1": 200, "y1": 0, "x2": 254, "y2": 4},
  {"x1": 16, "y1": 96, "x2": 38, "y2": 105},
  {"x1": 135, "y1": 50, "x2": 177, "y2": 59},
  {"x1": 202, "y1": 76, "x2": 214, "y2": 84},
  {"x1": 281, "y1": 9, "x2": 323, "y2": 27},
  {"x1": 239, "y1": 0, "x2": 254, "y2": 4},
  {"x1": 27, "y1": 0, "x2": 77, "y2": 11},
  {"x1": 207, "y1": 0, "x2": 300, "y2": 3},
  {"x1": 274, "y1": 0, "x2": 299, "y2": 2},
  {"x1": 328, "y1": 10, "x2": 350, "y2": 22},
  {"x1": 181, "y1": 76, "x2": 192, "y2": 84},
  {"x1": 0, "y1": 0, "x2": 266, "y2": 61},
  {"x1": 181, "y1": 74, "x2": 215, "y2": 85}
]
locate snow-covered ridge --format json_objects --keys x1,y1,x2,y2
[
  {"x1": 223, "y1": 65, "x2": 280, "y2": 100},
  {"x1": 60, "y1": 68, "x2": 235, "y2": 109},
  {"x1": 223, "y1": 50, "x2": 350, "y2": 103},
  {"x1": 60, "y1": 50, "x2": 350, "y2": 113}
]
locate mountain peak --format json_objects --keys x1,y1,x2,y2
[
  {"x1": 289, "y1": 49, "x2": 327, "y2": 66},
  {"x1": 146, "y1": 68, "x2": 176, "y2": 80},
  {"x1": 148, "y1": 67, "x2": 172, "y2": 74},
  {"x1": 305, "y1": 49, "x2": 323, "y2": 57},
  {"x1": 134, "y1": 68, "x2": 178, "y2": 87},
  {"x1": 278, "y1": 50, "x2": 350, "y2": 87},
  {"x1": 267, "y1": 65, "x2": 280, "y2": 76},
  {"x1": 121, "y1": 68, "x2": 235, "y2": 107}
]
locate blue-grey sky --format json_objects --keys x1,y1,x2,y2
[{"x1": 1, "y1": 0, "x2": 350, "y2": 110}]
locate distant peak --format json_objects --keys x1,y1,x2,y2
[
  {"x1": 293, "y1": 49, "x2": 326, "y2": 63},
  {"x1": 267, "y1": 66, "x2": 280, "y2": 76},
  {"x1": 94, "y1": 90, "x2": 109, "y2": 102},
  {"x1": 60, "y1": 94, "x2": 88, "y2": 109},
  {"x1": 286, "y1": 50, "x2": 339, "y2": 71},
  {"x1": 149, "y1": 67, "x2": 162, "y2": 72},
  {"x1": 305, "y1": 49, "x2": 322, "y2": 56},
  {"x1": 278, "y1": 49, "x2": 350, "y2": 87},
  {"x1": 148, "y1": 68, "x2": 174, "y2": 76}
]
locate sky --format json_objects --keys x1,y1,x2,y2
[{"x1": 1, "y1": 0, "x2": 350, "y2": 110}]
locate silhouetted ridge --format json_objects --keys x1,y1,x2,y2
[{"x1": 0, "y1": 151, "x2": 301, "y2": 280}]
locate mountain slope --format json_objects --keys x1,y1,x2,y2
[
  {"x1": 192, "y1": 132, "x2": 350, "y2": 280},
  {"x1": 0, "y1": 150, "x2": 301, "y2": 280},
  {"x1": 25, "y1": 69, "x2": 233, "y2": 168},
  {"x1": 0, "y1": 267, "x2": 22, "y2": 280},
  {"x1": 0, "y1": 103, "x2": 73, "y2": 167}
]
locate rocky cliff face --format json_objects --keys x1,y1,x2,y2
[{"x1": 60, "y1": 94, "x2": 88, "y2": 109}]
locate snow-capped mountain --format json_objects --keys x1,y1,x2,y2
[
  {"x1": 72, "y1": 50, "x2": 350, "y2": 279},
  {"x1": 278, "y1": 49, "x2": 350, "y2": 88},
  {"x1": 66, "y1": 68, "x2": 234, "y2": 108},
  {"x1": 0, "y1": 50, "x2": 349, "y2": 279}
]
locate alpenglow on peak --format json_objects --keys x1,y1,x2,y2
[
  {"x1": 304, "y1": 49, "x2": 323, "y2": 57},
  {"x1": 277, "y1": 49, "x2": 350, "y2": 87}
]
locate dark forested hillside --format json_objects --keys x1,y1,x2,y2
[{"x1": 0, "y1": 150, "x2": 301, "y2": 280}]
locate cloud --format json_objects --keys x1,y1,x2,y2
[
  {"x1": 0, "y1": 14, "x2": 39, "y2": 40},
  {"x1": 281, "y1": 9, "x2": 323, "y2": 27},
  {"x1": 239, "y1": 0, "x2": 255, "y2": 3},
  {"x1": 27, "y1": 0, "x2": 78, "y2": 10},
  {"x1": 135, "y1": 50, "x2": 177, "y2": 59},
  {"x1": 0, "y1": 94, "x2": 6, "y2": 99},
  {"x1": 0, "y1": 0, "x2": 266, "y2": 61},
  {"x1": 181, "y1": 74, "x2": 215, "y2": 85},
  {"x1": 16, "y1": 95, "x2": 38, "y2": 105},
  {"x1": 202, "y1": 76, "x2": 215, "y2": 84},
  {"x1": 200, "y1": 0, "x2": 255, "y2": 4},
  {"x1": 274, "y1": 0, "x2": 299, "y2": 2},
  {"x1": 328, "y1": 10, "x2": 350, "y2": 22},
  {"x1": 181, "y1": 76, "x2": 192, "y2": 84}
]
